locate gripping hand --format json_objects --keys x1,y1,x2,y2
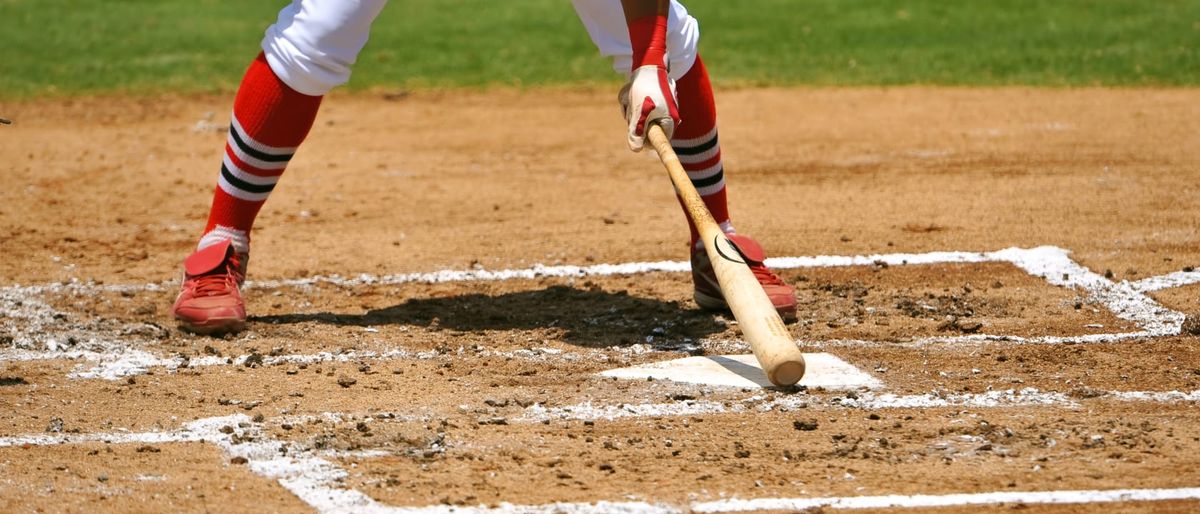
[{"x1": 621, "y1": 65, "x2": 680, "y2": 152}]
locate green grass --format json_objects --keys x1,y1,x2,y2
[{"x1": 1, "y1": 0, "x2": 1198, "y2": 98}]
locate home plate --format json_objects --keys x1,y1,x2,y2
[{"x1": 600, "y1": 353, "x2": 883, "y2": 390}]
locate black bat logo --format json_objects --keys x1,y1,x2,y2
[{"x1": 713, "y1": 235, "x2": 747, "y2": 264}]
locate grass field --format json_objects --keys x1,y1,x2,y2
[{"x1": 0, "y1": 0, "x2": 1198, "y2": 98}]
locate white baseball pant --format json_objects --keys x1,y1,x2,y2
[{"x1": 260, "y1": 0, "x2": 701, "y2": 96}]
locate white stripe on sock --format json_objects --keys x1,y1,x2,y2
[
  {"x1": 198, "y1": 226, "x2": 250, "y2": 255},
  {"x1": 677, "y1": 144, "x2": 720, "y2": 165},
  {"x1": 230, "y1": 113, "x2": 299, "y2": 155},
  {"x1": 685, "y1": 162, "x2": 723, "y2": 181},
  {"x1": 217, "y1": 174, "x2": 272, "y2": 202},
  {"x1": 226, "y1": 131, "x2": 291, "y2": 171},
  {"x1": 671, "y1": 126, "x2": 717, "y2": 148},
  {"x1": 695, "y1": 179, "x2": 726, "y2": 197},
  {"x1": 222, "y1": 154, "x2": 281, "y2": 186}
]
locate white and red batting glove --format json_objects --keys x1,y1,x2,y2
[
  {"x1": 621, "y1": 8, "x2": 680, "y2": 152},
  {"x1": 621, "y1": 65, "x2": 679, "y2": 152}
]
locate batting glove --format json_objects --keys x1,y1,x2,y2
[{"x1": 621, "y1": 64, "x2": 680, "y2": 152}]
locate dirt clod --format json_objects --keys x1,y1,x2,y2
[
  {"x1": 1182, "y1": 315, "x2": 1200, "y2": 335},
  {"x1": 244, "y1": 352, "x2": 264, "y2": 368},
  {"x1": 792, "y1": 420, "x2": 820, "y2": 432},
  {"x1": 43, "y1": 418, "x2": 65, "y2": 433}
]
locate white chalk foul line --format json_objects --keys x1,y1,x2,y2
[
  {"x1": 2, "y1": 414, "x2": 1198, "y2": 514},
  {"x1": 1, "y1": 246, "x2": 1192, "y2": 380}
]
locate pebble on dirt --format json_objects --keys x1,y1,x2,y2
[
  {"x1": 793, "y1": 420, "x2": 819, "y2": 431},
  {"x1": 46, "y1": 417, "x2": 64, "y2": 433},
  {"x1": 1182, "y1": 315, "x2": 1200, "y2": 336}
]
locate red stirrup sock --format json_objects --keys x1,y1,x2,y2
[
  {"x1": 671, "y1": 56, "x2": 732, "y2": 249},
  {"x1": 627, "y1": 13, "x2": 668, "y2": 69},
  {"x1": 199, "y1": 52, "x2": 323, "y2": 255}
]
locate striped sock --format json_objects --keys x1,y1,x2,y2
[
  {"x1": 198, "y1": 52, "x2": 322, "y2": 256},
  {"x1": 671, "y1": 56, "x2": 733, "y2": 250}
]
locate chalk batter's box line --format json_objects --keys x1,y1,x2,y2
[
  {"x1": 8, "y1": 244, "x2": 1200, "y2": 297},
  {"x1": 1, "y1": 413, "x2": 1198, "y2": 514},
  {"x1": 0, "y1": 246, "x2": 1192, "y2": 381}
]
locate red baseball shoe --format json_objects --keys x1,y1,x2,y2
[
  {"x1": 690, "y1": 234, "x2": 798, "y2": 322},
  {"x1": 172, "y1": 239, "x2": 247, "y2": 335}
]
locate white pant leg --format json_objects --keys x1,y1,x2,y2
[
  {"x1": 262, "y1": 0, "x2": 389, "y2": 96},
  {"x1": 570, "y1": 0, "x2": 700, "y2": 80}
]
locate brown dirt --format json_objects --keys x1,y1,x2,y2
[
  {"x1": 0, "y1": 443, "x2": 307, "y2": 513},
  {"x1": 2, "y1": 87, "x2": 1200, "y2": 512}
]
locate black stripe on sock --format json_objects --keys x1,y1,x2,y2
[
  {"x1": 221, "y1": 163, "x2": 277, "y2": 194},
  {"x1": 229, "y1": 126, "x2": 293, "y2": 163},
  {"x1": 672, "y1": 132, "x2": 719, "y2": 156},
  {"x1": 690, "y1": 167, "x2": 724, "y2": 189}
]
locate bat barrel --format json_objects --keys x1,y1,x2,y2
[
  {"x1": 770, "y1": 360, "x2": 806, "y2": 387},
  {"x1": 647, "y1": 124, "x2": 806, "y2": 387}
]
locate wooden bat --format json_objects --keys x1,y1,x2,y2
[{"x1": 646, "y1": 123, "x2": 806, "y2": 387}]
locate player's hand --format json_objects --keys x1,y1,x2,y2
[{"x1": 620, "y1": 64, "x2": 680, "y2": 152}]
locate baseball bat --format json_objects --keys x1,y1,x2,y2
[{"x1": 646, "y1": 123, "x2": 806, "y2": 386}]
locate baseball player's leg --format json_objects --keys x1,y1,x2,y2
[
  {"x1": 673, "y1": 56, "x2": 797, "y2": 320},
  {"x1": 174, "y1": 0, "x2": 388, "y2": 334},
  {"x1": 572, "y1": 0, "x2": 796, "y2": 319},
  {"x1": 198, "y1": 53, "x2": 322, "y2": 259},
  {"x1": 262, "y1": 0, "x2": 390, "y2": 97}
]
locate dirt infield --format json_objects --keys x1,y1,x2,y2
[{"x1": 2, "y1": 88, "x2": 1200, "y2": 512}]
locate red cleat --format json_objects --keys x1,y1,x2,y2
[
  {"x1": 172, "y1": 239, "x2": 248, "y2": 335},
  {"x1": 690, "y1": 234, "x2": 798, "y2": 322}
]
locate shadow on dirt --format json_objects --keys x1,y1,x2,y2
[{"x1": 250, "y1": 285, "x2": 729, "y2": 348}]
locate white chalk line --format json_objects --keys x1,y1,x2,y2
[
  {"x1": 1132, "y1": 270, "x2": 1200, "y2": 293},
  {"x1": 28, "y1": 345, "x2": 605, "y2": 381},
  {"x1": 690, "y1": 488, "x2": 1200, "y2": 512},
  {"x1": 1, "y1": 246, "x2": 1195, "y2": 381},
  {"x1": 4, "y1": 253, "x2": 1198, "y2": 511},
  {"x1": 4, "y1": 245, "x2": 1196, "y2": 296},
  {"x1": 520, "y1": 386, "x2": 1200, "y2": 422},
  {"x1": 0, "y1": 414, "x2": 389, "y2": 512},
  {"x1": 2, "y1": 414, "x2": 1198, "y2": 514}
]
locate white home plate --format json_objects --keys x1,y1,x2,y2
[{"x1": 601, "y1": 353, "x2": 883, "y2": 390}]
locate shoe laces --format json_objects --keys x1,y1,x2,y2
[
  {"x1": 190, "y1": 254, "x2": 242, "y2": 297},
  {"x1": 749, "y1": 262, "x2": 787, "y2": 287}
]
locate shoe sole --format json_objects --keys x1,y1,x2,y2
[
  {"x1": 694, "y1": 291, "x2": 798, "y2": 324},
  {"x1": 176, "y1": 317, "x2": 247, "y2": 336}
]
